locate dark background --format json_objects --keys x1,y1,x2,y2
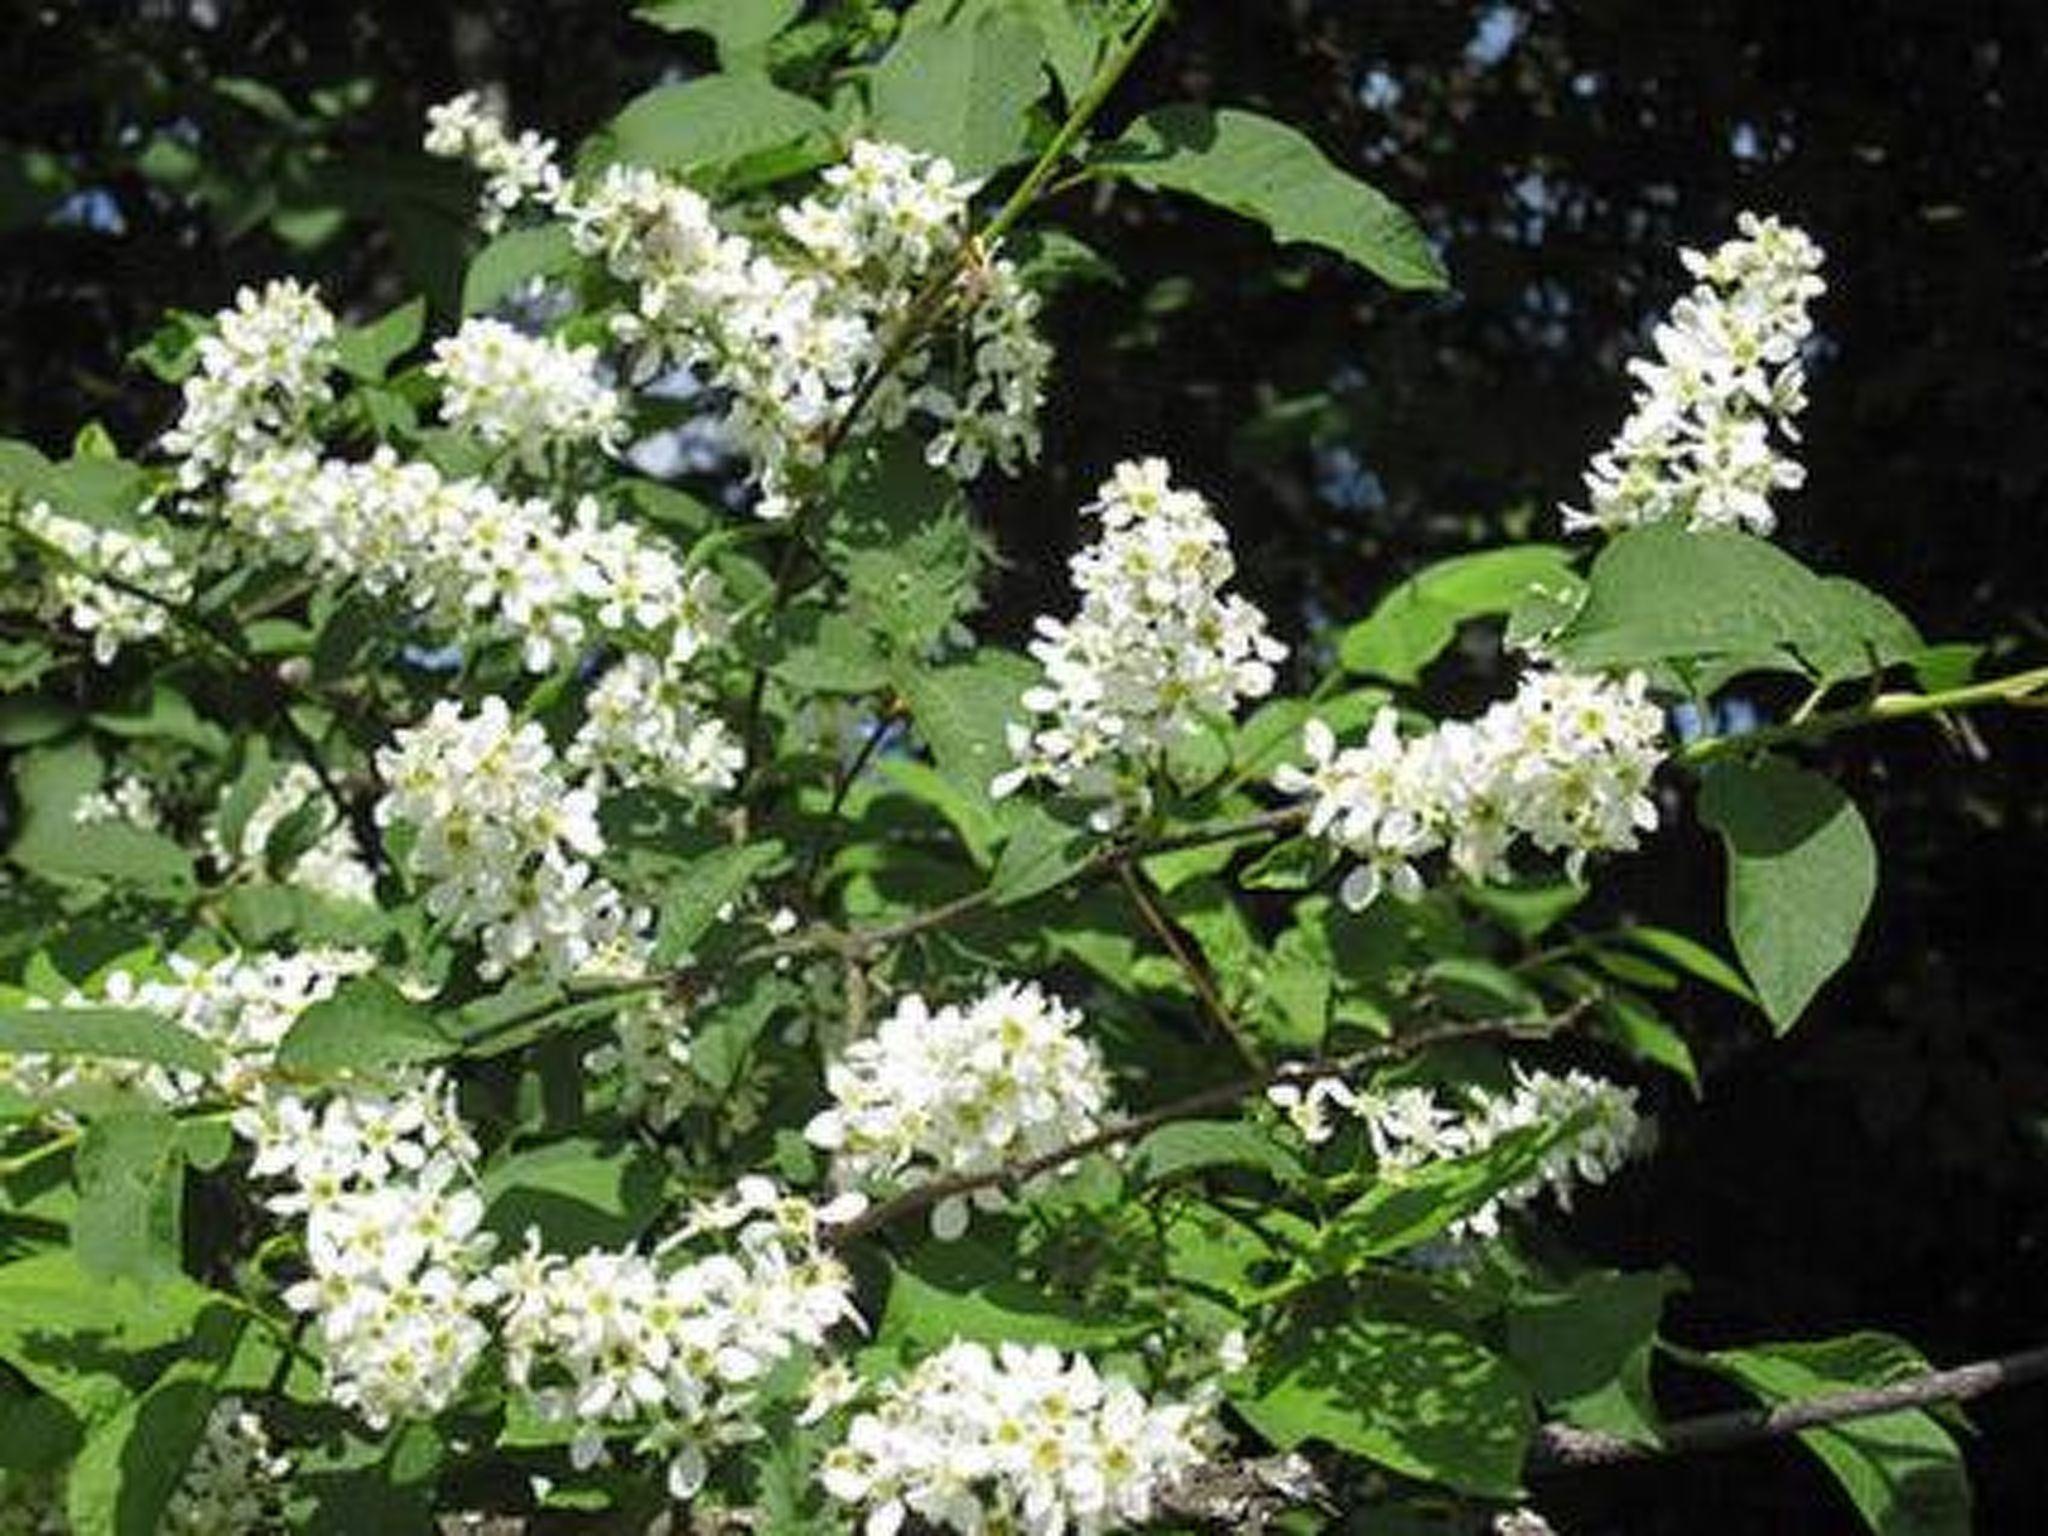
[{"x1": 4, "y1": 1, "x2": 2045, "y2": 1528}]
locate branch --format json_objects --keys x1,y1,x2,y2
[
  {"x1": 824, "y1": 1011, "x2": 1578, "y2": 1246},
  {"x1": 1677, "y1": 662, "x2": 2048, "y2": 766},
  {"x1": 1530, "y1": 1343, "x2": 2048, "y2": 1471},
  {"x1": 1118, "y1": 859, "x2": 1264, "y2": 1069}
]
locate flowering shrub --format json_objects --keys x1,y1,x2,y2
[{"x1": 0, "y1": 4, "x2": 2037, "y2": 1533}]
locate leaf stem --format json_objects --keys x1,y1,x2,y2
[{"x1": 1677, "y1": 662, "x2": 2048, "y2": 766}]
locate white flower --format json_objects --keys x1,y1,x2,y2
[
  {"x1": 161, "y1": 1396, "x2": 293, "y2": 1535},
  {"x1": 429, "y1": 317, "x2": 624, "y2": 460},
  {"x1": 997, "y1": 459, "x2": 1285, "y2": 821},
  {"x1": 423, "y1": 91, "x2": 565, "y2": 232},
  {"x1": 1276, "y1": 668, "x2": 1664, "y2": 905},
  {"x1": 568, "y1": 652, "x2": 742, "y2": 800},
  {"x1": 71, "y1": 772, "x2": 162, "y2": 830},
  {"x1": 161, "y1": 278, "x2": 337, "y2": 485},
  {"x1": 209, "y1": 761, "x2": 376, "y2": 904},
  {"x1": 20, "y1": 500, "x2": 193, "y2": 663},
  {"x1": 1565, "y1": 212, "x2": 1825, "y2": 537},
  {"x1": 820, "y1": 1340, "x2": 1212, "y2": 1536},
  {"x1": 805, "y1": 982, "x2": 1116, "y2": 1238}
]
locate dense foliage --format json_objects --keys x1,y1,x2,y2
[{"x1": 1, "y1": 3, "x2": 2043, "y2": 1532}]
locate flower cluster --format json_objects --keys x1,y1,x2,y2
[
  {"x1": 1566, "y1": 212, "x2": 1825, "y2": 537},
  {"x1": 19, "y1": 500, "x2": 192, "y2": 663},
  {"x1": 71, "y1": 772, "x2": 162, "y2": 830},
  {"x1": 210, "y1": 761, "x2": 377, "y2": 904},
  {"x1": 495, "y1": 1178, "x2": 859, "y2": 1500},
  {"x1": 428, "y1": 316, "x2": 625, "y2": 461},
  {"x1": 162, "y1": 1397, "x2": 293, "y2": 1535},
  {"x1": 224, "y1": 446, "x2": 727, "y2": 679},
  {"x1": 0, "y1": 947, "x2": 371, "y2": 1109},
  {"x1": 820, "y1": 1340, "x2": 1212, "y2": 1536},
  {"x1": 160, "y1": 278, "x2": 337, "y2": 486},
  {"x1": 423, "y1": 91, "x2": 565, "y2": 231},
  {"x1": 1276, "y1": 668, "x2": 1665, "y2": 908},
  {"x1": 806, "y1": 982, "x2": 1115, "y2": 1239},
  {"x1": 426, "y1": 90, "x2": 1050, "y2": 519},
  {"x1": 1269, "y1": 1065, "x2": 1643, "y2": 1240},
  {"x1": 239, "y1": 1073, "x2": 497, "y2": 1427},
  {"x1": 995, "y1": 459, "x2": 1285, "y2": 823},
  {"x1": 567, "y1": 652, "x2": 743, "y2": 800},
  {"x1": 374, "y1": 697, "x2": 645, "y2": 981}
]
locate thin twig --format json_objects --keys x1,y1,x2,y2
[
  {"x1": 1118, "y1": 859, "x2": 1264, "y2": 1069},
  {"x1": 1531, "y1": 1343, "x2": 2048, "y2": 1471}
]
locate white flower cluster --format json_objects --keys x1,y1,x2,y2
[
  {"x1": 210, "y1": 761, "x2": 377, "y2": 905},
  {"x1": 820, "y1": 1340, "x2": 1211, "y2": 1536},
  {"x1": 495, "y1": 1177, "x2": 859, "y2": 1500},
  {"x1": 1269, "y1": 1065, "x2": 1643, "y2": 1240},
  {"x1": 806, "y1": 982, "x2": 1114, "y2": 1240},
  {"x1": 585, "y1": 988, "x2": 698, "y2": 1130},
  {"x1": 71, "y1": 772, "x2": 161, "y2": 829},
  {"x1": 162, "y1": 1396, "x2": 292, "y2": 1535},
  {"x1": 428, "y1": 317, "x2": 624, "y2": 461},
  {"x1": 567, "y1": 652, "x2": 743, "y2": 799},
  {"x1": 1276, "y1": 668, "x2": 1665, "y2": 908},
  {"x1": 0, "y1": 947, "x2": 371, "y2": 1108},
  {"x1": 161, "y1": 278, "x2": 337, "y2": 486},
  {"x1": 423, "y1": 91, "x2": 565, "y2": 231},
  {"x1": 995, "y1": 459, "x2": 1285, "y2": 823},
  {"x1": 375, "y1": 697, "x2": 646, "y2": 981},
  {"x1": 19, "y1": 500, "x2": 193, "y2": 663},
  {"x1": 424, "y1": 93, "x2": 1050, "y2": 518},
  {"x1": 238, "y1": 1073, "x2": 497, "y2": 1427},
  {"x1": 1566, "y1": 212, "x2": 1825, "y2": 538}
]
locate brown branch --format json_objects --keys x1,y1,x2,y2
[
  {"x1": 1118, "y1": 860, "x2": 1264, "y2": 1069},
  {"x1": 1530, "y1": 1344, "x2": 2048, "y2": 1471},
  {"x1": 824, "y1": 1011, "x2": 1578, "y2": 1246}
]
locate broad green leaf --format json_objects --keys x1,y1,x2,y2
[
  {"x1": 689, "y1": 974, "x2": 801, "y2": 1092},
  {"x1": 988, "y1": 802, "x2": 1093, "y2": 906},
  {"x1": 1235, "y1": 1316, "x2": 1533, "y2": 1496},
  {"x1": 770, "y1": 610, "x2": 892, "y2": 694},
  {"x1": 880, "y1": 759, "x2": 1003, "y2": 868},
  {"x1": 336, "y1": 297, "x2": 425, "y2": 382},
  {"x1": 1319, "y1": 1122, "x2": 1560, "y2": 1264},
  {"x1": 481, "y1": 1137, "x2": 664, "y2": 1252},
  {"x1": 599, "y1": 75, "x2": 831, "y2": 177},
  {"x1": 1094, "y1": 106, "x2": 1447, "y2": 290},
  {"x1": 0, "y1": 1251, "x2": 214, "y2": 1423},
  {"x1": 1705, "y1": 1334, "x2": 1971, "y2": 1536},
  {"x1": 1620, "y1": 924, "x2": 1758, "y2": 1005},
  {"x1": 276, "y1": 978, "x2": 454, "y2": 1074},
  {"x1": 1234, "y1": 688, "x2": 1390, "y2": 780},
  {"x1": 633, "y1": 0, "x2": 802, "y2": 64},
  {"x1": 1593, "y1": 991, "x2": 1699, "y2": 1091},
  {"x1": 461, "y1": 224, "x2": 577, "y2": 315},
  {"x1": 868, "y1": 5, "x2": 1050, "y2": 177},
  {"x1": 1506, "y1": 1269, "x2": 1683, "y2": 1446},
  {"x1": 1338, "y1": 546, "x2": 1577, "y2": 683},
  {"x1": 879, "y1": 1238, "x2": 1139, "y2": 1354},
  {"x1": 88, "y1": 685, "x2": 228, "y2": 757},
  {"x1": 1698, "y1": 757, "x2": 1877, "y2": 1031},
  {"x1": 72, "y1": 1112, "x2": 185, "y2": 1284},
  {"x1": 894, "y1": 648, "x2": 1037, "y2": 805},
  {"x1": 651, "y1": 841, "x2": 788, "y2": 964},
  {"x1": 1551, "y1": 525, "x2": 1923, "y2": 686},
  {"x1": 827, "y1": 437, "x2": 983, "y2": 657},
  {"x1": 64, "y1": 1338, "x2": 231, "y2": 1536},
  {"x1": 0, "y1": 1007, "x2": 217, "y2": 1076},
  {"x1": 8, "y1": 740, "x2": 194, "y2": 890},
  {"x1": 1130, "y1": 1120, "x2": 1303, "y2": 1186}
]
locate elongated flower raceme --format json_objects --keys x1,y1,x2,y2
[
  {"x1": 806, "y1": 981, "x2": 1115, "y2": 1239},
  {"x1": 20, "y1": 500, "x2": 192, "y2": 664},
  {"x1": 1275, "y1": 668, "x2": 1665, "y2": 907},
  {"x1": 160, "y1": 277, "x2": 338, "y2": 486},
  {"x1": 994, "y1": 458, "x2": 1286, "y2": 824},
  {"x1": 428, "y1": 316, "x2": 625, "y2": 461},
  {"x1": 820, "y1": 1340, "x2": 1213, "y2": 1536},
  {"x1": 1566, "y1": 212, "x2": 1825, "y2": 537}
]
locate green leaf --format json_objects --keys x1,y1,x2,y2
[
  {"x1": 894, "y1": 648, "x2": 1037, "y2": 805},
  {"x1": 0, "y1": 1007, "x2": 218, "y2": 1076},
  {"x1": 65, "y1": 1357, "x2": 222, "y2": 1536},
  {"x1": 1094, "y1": 106, "x2": 1447, "y2": 291},
  {"x1": 1130, "y1": 1120, "x2": 1303, "y2": 1186},
  {"x1": 1593, "y1": 991, "x2": 1699, "y2": 1091},
  {"x1": 988, "y1": 802, "x2": 1093, "y2": 907},
  {"x1": 1338, "y1": 546, "x2": 1577, "y2": 683},
  {"x1": 1551, "y1": 525, "x2": 1923, "y2": 686},
  {"x1": 879, "y1": 1238, "x2": 1139, "y2": 1355},
  {"x1": 73, "y1": 1111, "x2": 185, "y2": 1284},
  {"x1": 1319, "y1": 1123, "x2": 1561, "y2": 1264},
  {"x1": 633, "y1": 0, "x2": 802, "y2": 64},
  {"x1": 1704, "y1": 1334, "x2": 1971, "y2": 1536},
  {"x1": 1620, "y1": 924, "x2": 1758, "y2": 1005},
  {"x1": 1506, "y1": 1269, "x2": 1683, "y2": 1446},
  {"x1": 276, "y1": 978, "x2": 455, "y2": 1074},
  {"x1": 1235, "y1": 1316, "x2": 1533, "y2": 1497},
  {"x1": 336, "y1": 297, "x2": 426, "y2": 382},
  {"x1": 8, "y1": 740, "x2": 194, "y2": 890},
  {"x1": 1698, "y1": 757, "x2": 1877, "y2": 1031},
  {"x1": 1234, "y1": 688, "x2": 1389, "y2": 780},
  {"x1": 599, "y1": 75, "x2": 831, "y2": 177},
  {"x1": 770, "y1": 610, "x2": 892, "y2": 694},
  {"x1": 88, "y1": 684, "x2": 228, "y2": 757},
  {"x1": 0, "y1": 1251, "x2": 214, "y2": 1424},
  {"x1": 651, "y1": 841, "x2": 788, "y2": 964},
  {"x1": 481, "y1": 1137, "x2": 664, "y2": 1253},
  {"x1": 461, "y1": 224, "x2": 578, "y2": 315},
  {"x1": 827, "y1": 436, "x2": 983, "y2": 657},
  {"x1": 868, "y1": 5, "x2": 1050, "y2": 177}
]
